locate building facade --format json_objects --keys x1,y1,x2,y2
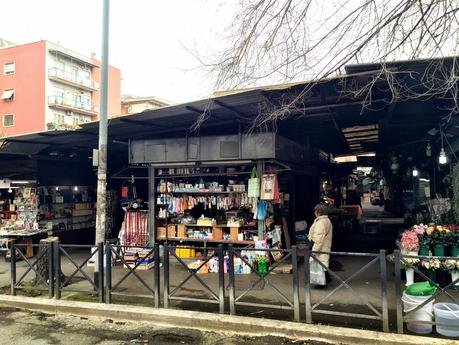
[
  {"x1": 120, "y1": 95, "x2": 171, "y2": 116},
  {"x1": 0, "y1": 40, "x2": 121, "y2": 137}
]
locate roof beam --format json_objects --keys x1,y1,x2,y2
[
  {"x1": 344, "y1": 130, "x2": 379, "y2": 138},
  {"x1": 342, "y1": 125, "x2": 378, "y2": 133},
  {"x1": 119, "y1": 117, "x2": 168, "y2": 129},
  {"x1": 185, "y1": 105, "x2": 225, "y2": 121},
  {"x1": 346, "y1": 135, "x2": 379, "y2": 142}
]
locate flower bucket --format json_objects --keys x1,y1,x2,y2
[
  {"x1": 405, "y1": 268, "x2": 415, "y2": 286},
  {"x1": 452, "y1": 246, "x2": 459, "y2": 257},
  {"x1": 451, "y1": 272, "x2": 459, "y2": 287},
  {"x1": 434, "y1": 303, "x2": 459, "y2": 337},
  {"x1": 419, "y1": 245, "x2": 430, "y2": 256},
  {"x1": 402, "y1": 291, "x2": 434, "y2": 334},
  {"x1": 434, "y1": 244, "x2": 445, "y2": 257}
]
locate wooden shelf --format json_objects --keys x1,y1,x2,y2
[
  {"x1": 169, "y1": 191, "x2": 246, "y2": 195},
  {"x1": 157, "y1": 237, "x2": 255, "y2": 245},
  {"x1": 156, "y1": 171, "x2": 252, "y2": 179}
]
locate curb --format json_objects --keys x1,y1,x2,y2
[{"x1": 0, "y1": 295, "x2": 456, "y2": 345}]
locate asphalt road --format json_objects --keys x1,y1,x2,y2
[{"x1": 0, "y1": 308, "x2": 331, "y2": 345}]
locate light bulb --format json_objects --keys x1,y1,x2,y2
[
  {"x1": 426, "y1": 143, "x2": 431, "y2": 157},
  {"x1": 7, "y1": 188, "x2": 12, "y2": 193},
  {"x1": 55, "y1": 186, "x2": 59, "y2": 191},
  {"x1": 439, "y1": 148, "x2": 447, "y2": 165},
  {"x1": 74, "y1": 186, "x2": 78, "y2": 191},
  {"x1": 412, "y1": 168, "x2": 419, "y2": 177}
]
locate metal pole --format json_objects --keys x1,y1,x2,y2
[
  {"x1": 10, "y1": 244, "x2": 16, "y2": 296},
  {"x1": 163, "y1": 244, "x2": 170, "y2": 308},
  {"x1": 105, "y1": 242, "x2": 112, "y2": 304},
  {"x1": 394, "y1": 250, "x2": 403, "y2": 333},
  {"x1": 55, "y1": 242, "x2": 61, "y2": 299},
  {"x1": 48, "y1": 242, "x2": 54, "y2": 299},
  {"x1": 154, "y1": 243, "x2": 160, "y2": 308},
  {"x1": 98, "y1": 242, "x2": 104, "y2": 303},
  {"x1": 228, "y1": 245, "x2": 235, "y2": 315},
  {"x1": 292, "y1": 246, "x2": 300, "y2": 322},
  {"x1": 304, "y1": 247, "x2": 312, "y2": 323},
  {"x1": 218, "y1": 244, "x2": 225, "y2": 314},
  {"x1": 95, "y1": 0, "x2": 110, "y2": 287},
  {"x1": 379, "y1": 250, "x2": 389, "y2": 332}
]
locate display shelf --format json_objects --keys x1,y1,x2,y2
[
  {"x1": 157, "y1": 237, "x2": 255, "y2": 245},
  {"x1": 169, "y1": 191, "x2": 245, "y2": 195},
  {"x1": 156, "y1": 171, "x2": 252, "y2": 179}
]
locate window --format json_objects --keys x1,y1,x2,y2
[
  {"x1": 55, "y1": 60, "x2": 65, "y2": 71},
  {"x1": 3, "y1": 62, "x2": 15, "y2": 75},
  {"x1": 1, "y1": 89, "x2": 14, "y2": 101},
  {"x1": 53, "y1": 113, "x2": 65, "y2": 125},
  {"x1": 72, "y1": 116, "x2": 79, "y2": 125},
  {"x1": 3, "y1": 114, "x2": 14, "y2": 127},
  {"x1": 79, "y1": 115, "x2": 91, "y2": 124}
]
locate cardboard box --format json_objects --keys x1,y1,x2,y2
[
  {"x1": 167, "y1": 224, "x2": 176, "y2": 237},
  {"x1": 212, "y1": 226, "x2": 223, "y2": 240},
  {"x1": 156, "y1": 227, "x2": 166, "y2": 238},
  {"x1": 177, "y1": 224, "x2": 186, "y2": 238},
  {"x1": 230, "y1": 227, "x2": 239, "y2": 241}
]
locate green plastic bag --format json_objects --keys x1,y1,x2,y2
[
  {"x1": 405, "y1": 281, "x2": 437, "y2": 296},
  {"x1": 248, "y1": 167, "x2": 259, "y2": 198}
]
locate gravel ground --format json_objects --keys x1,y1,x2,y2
[{"x1": 0, "y1": 308, "x2": 334, "y2": 345}]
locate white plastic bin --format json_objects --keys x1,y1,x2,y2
[
  {"x1": 402, "y1": 291, "x2": 434, "y2": 334},
  {"x1": 434, "y1": 303, "x2": 459, "y2": 337}
]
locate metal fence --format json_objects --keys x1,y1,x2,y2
[
  {"x1": 394, "y1": 250, "x2": 459, "y2": 334},
  {"x1": 10, "y1": 243, "x2": 54, "y2": 298},
  {"x1": 105, "y1": 243, "x2": 160, "y2": 307},
  {"x1": 10, "y1": 242, "x2": 459, "y2": 337},
  {"x1": 227, "y1": 245, "x2": 300, "y2": 321},
  {"x1": 54, "y1": 243, "x2": 104, "y2": 302},
  {"x1": 305, "y1": 249, "x2": 389, "y2": 332},
  {"x1": 163, "y1": 244, "x2": 225, "y2": 313}
]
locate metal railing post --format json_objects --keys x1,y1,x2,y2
[
  {"x1": 304, "y1": 247, "x2": 312, "y2": 323},
  {"x1": 228, "y1": 245, "x2": 235, "y2": 315},
  {"x1": 98, "y1": 242, "x2": 104, "y2": 303},
  {"x1": 105, "y1": 242, "x2": 112, "y2": 304},
  {"x1": 394, "y1": 250, "x2": 403, "y2": 333},
  {"x1": 163, "y1": 244, "x2": 170, "y2": 308},
  {"x1": 218, "y1": 244, "x2": 225, "y2": 314},
  {"x1": 48, "y1": 242, "x2": 54, "y2": 299},
  {"x1": 379, "y1": 250, "x2": 389, "y2": 332},
  {"x1": 10, "y1": 243, "x2": 16, "y2": 296},
  {"x1": 154, "y1": 243, "x2": 161, "y2": 308},
  {"x1": 292, "y1": 245, "x2": 300, "y2": 322},
  {"x1": 54, "y1": 241, "x2": 61, "y2": 299}
]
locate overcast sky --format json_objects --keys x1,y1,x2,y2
[{"x1": 1, "y1": 0, "x2": 236, "y2": 104}]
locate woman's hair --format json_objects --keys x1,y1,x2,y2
[{"x1": 314, "y1": 204, "x2": 327, "y2": 216}]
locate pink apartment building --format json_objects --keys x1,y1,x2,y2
[{"x1": 0, "y1": 40, "x2": 121, "y2": 137}]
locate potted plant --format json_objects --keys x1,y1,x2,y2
[
  {"x1": 430, "y1": 227, "x2": 446, "y2": 256},
  {"x1": 443, "y1": 259, "x2": 459, "y2": 287}
]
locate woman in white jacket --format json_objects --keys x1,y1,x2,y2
[{"x1": 308, "y1": 204, "x2": 333, "y2": 287}]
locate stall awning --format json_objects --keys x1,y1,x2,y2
[{"x1": 1, "y1": 89, "x2": 14, "y2": 100}]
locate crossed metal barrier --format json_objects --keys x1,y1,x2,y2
[
  {"x1": 105, "y1": 243, "x2": 160, "y2": 307},
  {"x1": 304, "y1": 248, "x2": 389, "y2": 332},
  {"x1": 10, "y1": 243, "x2": 54, "y2": 298},
  {"x1": 15, "y1": 242, "x2": 459, "y2": 336},
  {"x1": 227, "y1": 245, "x2": 300, "y2": 321},
  {"x1": 394, "y1": 250, "x2": 459, "y2": 334},
  {"x1": 163, "y1": 244, "x2": 225, "y2": 313}
]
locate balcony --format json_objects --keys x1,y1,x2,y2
[
  {"x1": 48, "y1": 68, "x2": 99, "y2": 91},
  {"x1": 48, "y1": 95, "x2": 98, "y2": 117}
]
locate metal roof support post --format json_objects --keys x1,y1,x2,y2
[{"x1": 95, "y1": 0, "x2": 110, "y2": 248}]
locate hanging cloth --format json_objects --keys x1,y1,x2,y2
[
  {"x1": 248, "y1": 167, "x2": 260, "y2": 198},
  {"x1": 257, "y1": 200, "x2": 269, "y2": 220},
  {"x1": 260, "y1": 174, "x2": 280, "y2": 202}
]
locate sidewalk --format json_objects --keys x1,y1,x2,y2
[{"x1": 0, "y1": 295, "x2": 456, "y2": 345}]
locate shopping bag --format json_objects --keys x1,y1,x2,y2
[
  {"x1": 248, "y1": 167, "x2": 260, "y2": 198},
  {"x1": 260, "y1": 174, "x2": 280, "y2": 201},
  {"x1": 309, "y1": 258, "x2": 326, "y2": 285}
]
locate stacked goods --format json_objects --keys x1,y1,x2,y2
[
  {"x1": 123, "y1": 248, "x2": 139, "y2": 268},
  {"x1": 176, "y1": 246, "x2": 196, "y2": 259},
  {"x1": 135, "y1": 249, "x2": 155, "y2": 270}
]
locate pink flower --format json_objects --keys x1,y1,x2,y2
[
  {"x1": 400, "y1": 231, "x2": 419, "y2": 251},
  {"x1": 413, "y1": 225, "x2": 426, "y2": 235}
]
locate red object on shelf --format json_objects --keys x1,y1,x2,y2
[{"x1": 0, "y1": 211, "x2": 18, "y2": 220}]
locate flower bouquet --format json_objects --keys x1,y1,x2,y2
[
  {"x1": 399, "y1": 230, "x2": 419, "y2": 255},
  {"x1": 443, "y1": 259, "x2": 459, "y2": 287}
]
